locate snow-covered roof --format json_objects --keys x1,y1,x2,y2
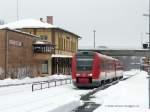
[
  {"x1": 0, "y1": 19, "x2": 81, "y2": 38},
  {"x1": 0, "y1": 19, "x2": 56, "y2": 29}
]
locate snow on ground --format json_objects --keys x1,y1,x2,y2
[
  {"x1": 92, "y1": 70, "x2": 149, "y2": 112},
  {"x1": 0, "y1": 74, "x2": 91, "y2": 112},
  {"x1": 0, "y1": 70, "x2": 149, "y2": 112},
  {"x1": 0, "y1": 74, "x2": 71, "y2": 86}
]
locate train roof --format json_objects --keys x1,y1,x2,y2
[{"x1": 76, "y1": 51, "x2": 118, "y2": 61}]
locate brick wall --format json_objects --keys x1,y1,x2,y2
[
  {"x1": 0, "y1": 29, "x2": 42, "y2": 79},
  {"x1": 0, "y1": 30, "x2": 6, "y2": 79}
]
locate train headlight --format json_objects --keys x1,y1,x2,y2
[
  {"x1": 76, "y1": 74, "x2": 80, "y2": 76},
  {"x1": 89, "y1": 74, "x2": 92, "y2": 77}
]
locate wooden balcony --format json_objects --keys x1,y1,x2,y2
[
  {"x1": 33, "y1": 41, "x2": 55, "y2": 54},
  {"x1": 33, "y1": 41, "x2": 55, "y2": 60}
]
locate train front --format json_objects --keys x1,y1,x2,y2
[{"x1": 71, "y1": 51, "x2": 100, "y2": 88}]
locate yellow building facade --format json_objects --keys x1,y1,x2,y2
[
  {"x1": 21, "y1": 28, "x2": 78, "y2": 55},
  {"x1": 21, "y1": 28, "x2": 79, "y2": 75}
]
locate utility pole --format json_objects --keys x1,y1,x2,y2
[
  {"x1": 93, "y1": 30, "x2": 96, "y2": 48},
  {"x1": 17, "y1": 0, "x2": 19, "y2": 21},
  {"x1": 148, "y1": 0, "x2": 150, "y2": 108},
  {"x1": 148, "y1": 0, "x2": 150, "y2": 109}
]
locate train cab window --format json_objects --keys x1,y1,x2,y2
[{"x1": 76, "y1": 56, "x2": 93, "y2": 72}]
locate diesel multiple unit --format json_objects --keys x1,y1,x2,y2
[{"x1": 72, "y1": 51, "x2": 123, "y2": 88}]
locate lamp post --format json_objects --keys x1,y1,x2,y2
[{"x1": 93, "y1": 30, "x2": 96, "y2": 48}]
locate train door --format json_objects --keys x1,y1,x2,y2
[{"x1": 100, "y1": 58, "x2": 106, "y2": 81}]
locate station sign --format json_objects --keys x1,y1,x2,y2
[{"x1": 9, "y1": 40, "x2": 23, "y2": 47}]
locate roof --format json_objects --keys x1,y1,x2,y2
[
  {"x1": 0, "y1": 19, "x2": 81, "y2": 38},
  {"x1": 0, "y1": 19, "x2": 56, "y2": 29}
]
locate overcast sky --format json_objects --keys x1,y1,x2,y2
[{"x1": 0, "y1": 0, "x2": 149, "y2": 48}]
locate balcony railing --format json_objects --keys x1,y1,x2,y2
[{"x1": 33, "y1": 42, "x2": 55, "y2": 54}]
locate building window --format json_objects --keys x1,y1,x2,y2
[
  {"x1": 66, "y1": 36, "x2": 70, "y2": 40},
  {"x1": 42, "y1": 60, "x2": 48, "y2": 74},
  {"x1": 40, "y1": 35, "x2": 48, "y2": 40},
  {"x1": 64, "y1": 39, "x2": 65, "y2": 50}
]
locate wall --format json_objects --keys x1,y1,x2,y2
[
  {"x1": 0, "y1": 29, "x2": 43, "y2": 79},
  {"x1": 54, "y1": 29, "x2": 78, "y2": 55},
  {"x1": 20, "y1": 28, "x2": 79, "y2": 75},
  {"x1": 21, "y1": 28, "x2": 78, "y2": 55},
  {"x1": 21, "y1": 28, "x2": 52, "y2": 43},
  {"x1": 0, "y1": 30, "x2": 6, "y2": 79}
]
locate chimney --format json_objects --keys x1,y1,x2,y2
[
  {"x1": 40, "y1": 18, "x2": 44, "y2": 22},
  {"x1": 47, "y1": 16, "x2": 53, "y2": 24}
]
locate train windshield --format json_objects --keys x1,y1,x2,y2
[{"x1": 76, "y1": 56, "x2": 93, "y2": 72}]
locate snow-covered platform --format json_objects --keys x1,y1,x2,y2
[{"x1": 92, "y1": 70, "x2": 149, "y2": 112}]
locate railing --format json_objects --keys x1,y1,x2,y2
[
  {"x1": 33, "y1": 43, "x2": 55, "y2": 54},
  {"x1": 32, "y1": 78, "x2": 72, "y2": 91}
]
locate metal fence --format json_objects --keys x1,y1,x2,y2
[{"x1": 32, "y1": 78, "x2": 72, "y2": 91}]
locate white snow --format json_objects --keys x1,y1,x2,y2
[
  {"x1": 0, "y1": 85, "x2": 81, "y2": 112},
  {"x1": 0, "y1": 74, "x2": 91, "y2": 112},
  {"x1": 0, "y1": 70, "x2": 149, "y2": 112},
  {"x1": 0, "y1": 74, "x2": 70, "y2": 86},
  {"x1": 0, "y1": 19, "x2": 56, "y2": 29},
  {"x1": 92, "y1": 70, "x2": 149, "y2": 112}
]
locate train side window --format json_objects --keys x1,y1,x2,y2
[
  {"x1": 103, "y1": 60, "x2": 106, "y2": 71},
  {"x1": 101, "y1": 60, "x2": 104, "y2": 71}
]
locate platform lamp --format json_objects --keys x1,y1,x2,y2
[{"x1": 143, "y1": 1, "x2": 150, "y2": 107}]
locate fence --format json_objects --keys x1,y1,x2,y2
[{"x1": 32, "y1": 78, "x2": 72, "y2": 91}]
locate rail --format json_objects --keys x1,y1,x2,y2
[{"x1": 32, "y1": 78, "x2": 72, "y2": 92}]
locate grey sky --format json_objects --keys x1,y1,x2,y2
[{"x1": 0, "y1": 0, "x2": 149, "y2": 48}]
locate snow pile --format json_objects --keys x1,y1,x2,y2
[
  {"x1": 93, "y1": 70, "x2": 149, "y2": 112},
  {"x1": 0, "y1": 74, "x2": 71, "y2": 86}
]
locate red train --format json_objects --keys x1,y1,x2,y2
[{"x1": 71, "y1": 51, "x2": 123, "y2": 88}]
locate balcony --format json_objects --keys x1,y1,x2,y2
[{"x1": 33, "y1": 41, "x2": 55, "y2": 54}]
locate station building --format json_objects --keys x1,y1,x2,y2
[
  {"x1": 0, "y1": 16, "x2": 81, "y2": 78},
  {"x1": 0, "y1": 28, "x2": 55, "y2": 79}
]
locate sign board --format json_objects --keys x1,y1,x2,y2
[{"x1": 9, "y1": 40, "x2": 23, "y2": 47}]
